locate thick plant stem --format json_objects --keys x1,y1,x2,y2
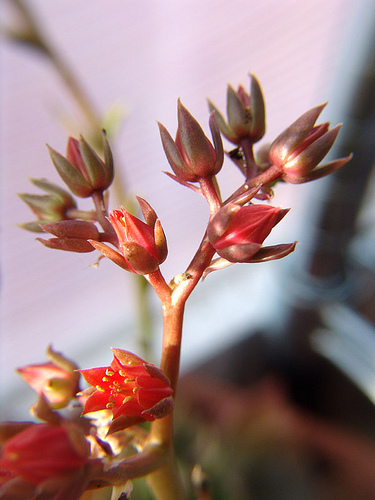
[
  {"x1": 146, "y1": 450, "x2": 186, "y2": 500},
  {"x1": 143, "y1": 186, "x2": 223, "y2": 499},
  {"x1": 143, "y1": 281, "x2": 186, "y2": 499}
]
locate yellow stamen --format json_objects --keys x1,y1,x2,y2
[
  {"x1": 96, "y1": 385, "x2": 105, "y2": 392},
  {"x1": 105, "y1": 369, "x2": 114, "y2": 376}
]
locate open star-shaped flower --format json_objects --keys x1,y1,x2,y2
[{"x1": 79, "y1": 349, "x2": 173, "y2": 429}]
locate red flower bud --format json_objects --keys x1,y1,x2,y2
[
  {"x1": 17, "y1": 346, "x2": 80, "y2": 410},
  {"x1": 79, "y1": 348, "x2": 173, "y2": 430},
  {"x1": 48, "y1": 131, "x2": 114, "y2": 198},
  {"x1": 159, "y1": 100, "x2": 223, "y2": 182},
  {"x1": 208, "y1": 203, "x2": 288, "y2": 263},
  {"x1": 208, "y1": 74, "x2": 265, "y2": 145},
  {"x1": 269, "y1": 104, "x2": 352, "y2": 183},
  {"x1": 105, "y1": 200, "x2": 168, "y2": 274},
  {"x1": 36, "y1": 220, "x2": 100, "y2": 253},
  {"x1": 18, "y1": 178, "x2": 77, "y2": 232},
  {"x1": 0, "y1": 423, "x2": 89, "y2": 487}
]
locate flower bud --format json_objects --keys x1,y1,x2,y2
[
  {"x1": 159, "y1": 100, "x2": 223, "y2": 182},
  {"x1": 36, "y1": 220, "x2": 100, "y2": 253},
  {"x1": 19, "y1": 178, "x2": 77, "y2": 232},
  {"x1": 269, "y1": 104, "x2": 352, "y2": 183},
  {"x1": 17, "y1": 346, "x2": 80, "y2": 410},
  {"x1": 208, "y1": 73, "x2": 265, "y2": 145},
  {"x1": 94, "y1": 199, "x2": 168, "y2": 274},
  {"x1": 48, "y1": 131, "x2": 114, "y2": 197},
  {"x1": 208, "y1": 203, "x2": 288, "y2": 262},
  {"x1": 0, "y1": 423, "x2": 89, "y2": 487}
]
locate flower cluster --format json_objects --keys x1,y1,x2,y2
[{"x1": 13, "y1": 67, "x2": 354, "y2": 499}]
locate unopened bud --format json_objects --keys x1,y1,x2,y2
[
  {"x1": 19, "y1": 179, "x2": 77, "y2": 232},
  {"x1": 159, "y1": 100, "x2": 223, "y2": 183},
  {"x1": 208, "y1": 73, "x2": 265, "y2": 145},
  {"x1": 48, "y1": 131, "x2": 114, "y2": 198},
  {"x1": 269, "y1": 104, "x2": 352, "y2": 183}
]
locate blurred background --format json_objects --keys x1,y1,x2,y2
[{"x1": 1, "y1": 1, "x2": 375, "y2": 498}]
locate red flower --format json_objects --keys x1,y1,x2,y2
[
  {"x1": 17, "y1": 346, "x2": 80, "y2": 409},
  {"x1": 0, "y1": 423, "x2": 89, "y2": 487},
  {"x1": 108, "y1": 202, "x2": 167, "y2": 275},
  {"x1": 79, "y1": 349, "x2": 173, "y2": 427},
  {"x1": 208, "y1": 203, "x2": 289, "y2": 262}
]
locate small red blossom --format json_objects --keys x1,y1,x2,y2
[
  {"x1": 79, "y1": 349, "x2": 173, "y2": 427},
  {"x1": 0, "y1": 423, "x2": 89, "y2": 487},
  {"x1": 208, "y1": 203, "x2": 289, "y2": 263},
  {"x1": 17, "y1": 346, "x2": 80, "y2": 409},
  {"x1": 107, "y1": 202, "x2": 168, "y2": 274},
  {"x1": 18, "y1": 363, "x2": 79, "y2": 410}
]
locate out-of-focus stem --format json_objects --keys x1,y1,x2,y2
[{"x1": 48, "y1": 47, "x2": 102, "y2": 140}]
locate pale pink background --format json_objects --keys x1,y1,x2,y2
[{"x1": 1, "y1": 0, "x2": 370, "y2": 417}]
